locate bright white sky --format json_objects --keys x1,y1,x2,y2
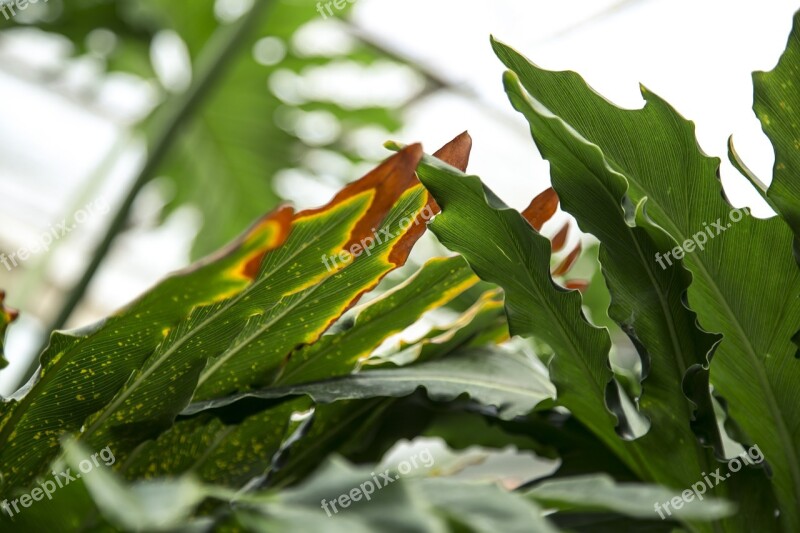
[{"x1": 0, "y1": 0, "x2": 797, "y2": 393}]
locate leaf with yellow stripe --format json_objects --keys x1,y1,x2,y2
[
  {"x1": 0, "y1": 206, "x2": 293, "y2": 490},
  {"x1": 117, "y1": 255, "x2": 482, "y2": 485},
  {"x1": 0, "y1": 137, "x2": 474, "y2": 491}
]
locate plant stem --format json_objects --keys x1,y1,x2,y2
[{"x1": 17, "y1": 0, "x2": 273, "y2": 389}]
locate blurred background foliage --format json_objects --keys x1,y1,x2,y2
[
  {"x1": 0, "y1": 0, "x2": 445, "y2": 389},
  {"x1": 0, "y1": 0, "x2": 421, "y2": 260}
]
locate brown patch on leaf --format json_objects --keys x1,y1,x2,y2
[
  {"x1": 336, "y1": 133, "x2": 474, "y2": 326},
  {"x1": 297, "y1": 144, "x2": 424, "y2": 256},
  {"x1": 238, "y1": 206, "x2": 296, "y2": 280},
  {"x1": 175, "y1": 205, "x2": 295, "y2": 282}
]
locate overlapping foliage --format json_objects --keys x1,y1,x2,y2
[{"x1": 2, "y1": 6, "x2": 800, "y2": 533}]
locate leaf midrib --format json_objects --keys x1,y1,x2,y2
[
  {"x1": 80, "y1": 202, "x2": 367, "y2": 440},
  {"x1": 195, "y1": 268, "x2": 333, "y2": 391},
  {"x1": 598, "y1": 132, "x2": 800, "y2": 510},
  {"x1": 565, "y1": 137, "x2": 693, "y2": 395}
]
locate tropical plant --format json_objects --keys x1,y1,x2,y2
[
  {"x1": 1, "y1": 5, "x2": 800, "y2": 533},
  {"x1": 0, "y1": 0, "x2": 427, "y2": 355}
]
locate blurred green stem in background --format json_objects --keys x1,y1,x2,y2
[{"x1": 16, "y1": 0, "x2": 275, "y2": 390}]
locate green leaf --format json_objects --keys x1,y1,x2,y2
[
  {"x1": 493, "y1": 39, "x2": 800, "y2": 530},
  {"x1": 184, "y1": 346, "x2": 555, "y2": 421},
  {"x1": 122, "y1": 255, "x2": 482, "y2": 485},
  {"x1": 527, "y1": 474, "x2": 734, "y2": 522},
  {"x1": 62, "y1": 440, "x2": 209, "y2": 532},
  {"x1": 275, "y1": 255, "x2": 480, "y2": 385},
  {"x1": 752, "y1": 10, "x2": 800, "y2": 241},
  {"x1": 230, "y1": 457, "x2": 561, "y2": 533},
  {"x1": 503, "y1": 71, "x2": 721, "y2": 436},
  {"x1": 413, "y1": 152, "x2": 630, "y2": 459},
  {"x1": 501, "y1": 69, "x2": 746, "y2": 505},
  {"x1": 0, "y1": 144, "x2": 434, "y2": 489}
]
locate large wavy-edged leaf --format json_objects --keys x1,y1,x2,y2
[
  {"x1": 413, "y1": 154, "x2": 627, "y2": 460},
  {"x1": 501, "y1": 73, "x2": 778, "y2": 532},
  {"x1": 184, "y1": 347, "x2": 555, "y2": 421},
  {"x1": 494, "y1": 40, "x2": 800, "y2": 530},
  {"x1": 506, "y1": 72, "x2": 783, "y2": 532},
  {"x1": 0, "y1": 143, "x2": 441, "y2": 490},
  {"x1": 751, "y1": 10, "x2": 800, "y2": 242}
]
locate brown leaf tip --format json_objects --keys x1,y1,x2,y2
[
  {"x1": 522, "y1": 188, "x2": 559, "y2": 231},
  {"x1": 550, "y1": 222, "x2": 570, "y2": 253},
  {"x1": 433, "y1": 131, "x2": 473, "y2": 173},
  {"x1": 552, "y1": 242, "x2": 583, "y2": 277},
  {"x1": 564, "y1": 280, "x2": 589, "y2": 293}
]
